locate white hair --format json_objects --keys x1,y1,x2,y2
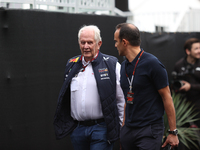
[{"x1": 78, "y1": 25, "x2": 102, "y2": 43}]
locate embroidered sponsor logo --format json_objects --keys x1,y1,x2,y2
[
  {"x1": 98, "y1": 68, "x2": 108, "y2": 73},
  {"x1": 69, "y1": 57, "x2": 79, "y2": 63},
  {"x1": 196, "y1": 67, "x2": 200, "y2": 71},
  {"x1": 103, "y1": 57, "x2": 109, "y2": 61},
  {"x1": 100, "y1": 73, "x2": 108, "y2": 77},
  {"x1": 101, "y1": 77, "x2": 110, "y2": 80},
  {"x1": 99, "y1": 68, "x2": 109, "y2": 80}
]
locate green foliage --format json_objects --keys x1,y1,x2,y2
[{"x1": 163, "y1": 92, "x2": 200, "y2": 149}]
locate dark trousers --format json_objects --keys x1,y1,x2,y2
[{"x1": 120, "y1": 123, "x2": 164, "y2": 150}]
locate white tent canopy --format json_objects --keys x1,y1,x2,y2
[{"x1": 128, "y1": 0, "x2": 200, "y2": 32}]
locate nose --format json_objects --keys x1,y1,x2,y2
[{"x1": 83, "y1": 42, "x2": 89, "y2": 48}]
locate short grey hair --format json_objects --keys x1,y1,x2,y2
[{"x1": 78, "y1": 25, "x2": 102, "y2": 43}]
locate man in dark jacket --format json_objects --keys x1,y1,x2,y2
[{"x1": 54, "y1": 25, "x2": 125, "y2": 150}]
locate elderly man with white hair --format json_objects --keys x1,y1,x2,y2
[{"x1": 54, "y1": 25, "x2": 125, "y2": 150}]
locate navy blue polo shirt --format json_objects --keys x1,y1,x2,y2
[{"x1": 120, "y1": 50, "x2": 169, "y2": 127}]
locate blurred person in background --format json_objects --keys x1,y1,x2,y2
[{"x1": 173, "y1": 38, "x2": 200, "y2": 149}]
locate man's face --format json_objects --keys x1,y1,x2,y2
[
  {"x1": 188, "y1": 42, "x2": 200, "y2": 59},
  {"x1": 114, "y1": 29, "x2": 125, "y2": 56},
  {"x1": 79, "y1": 28, "x2": 102, "y2": 62}
]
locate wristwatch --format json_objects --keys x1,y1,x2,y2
[{"x1": 168, "y1": 129, "x2": 178, "y2": 135}]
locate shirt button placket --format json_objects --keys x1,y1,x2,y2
[{"x1": 82, "y1": 71, "x2": 87, "y2": 115}]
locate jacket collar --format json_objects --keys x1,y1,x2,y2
[{"x1": 92, "y1": 51, "x2": 103, "y2": 67}]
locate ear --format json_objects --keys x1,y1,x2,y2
[
  {"x1": 122, "y1": 39, "x2": 128, "y2": 46},
  {"x1": 186, "y1": 49, "x2": 190, "y2": 55},
  {"x1": 97, "y1": 41, "x2": 102, "y2": 49}
]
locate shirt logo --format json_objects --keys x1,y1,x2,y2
[
  {"x1": 69, "y1": 57, "x2": 79, "y2": 63},
  {"x1": 181, "y1": 67, "x2": 185, "y2": 71},
  {"x1": 196, "y1": 67, "x2": 200, "y2": 71}
]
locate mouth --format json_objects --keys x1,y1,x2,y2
[
  {"x1": 84, "y1": 51, "x2": 90, "y2": 53},
  {"x1": 83, "y1": 51, "x2": 91, "y2": 56}
]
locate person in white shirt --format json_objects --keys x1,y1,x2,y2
[{"x1": 53, "y1": 25, "x2": 125, "y2": 150}]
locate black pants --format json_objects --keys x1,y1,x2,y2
[{"x1": 120, "y1": 123, "x2": 164, "y2": 150}]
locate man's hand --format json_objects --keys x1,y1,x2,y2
[
  {"x1": 161, "y1": 134, "x2": 179, "y2": 149},
  {"x1": 179, "y1": 80, "x2": 191, "y2": 91}
]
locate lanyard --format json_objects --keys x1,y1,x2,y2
[
  {"x1": 126, "y1": 50, "x2": 144, "y2": 92},
  {"x1": 80, "y1": 50, "x2": 99, "y2": 72}
]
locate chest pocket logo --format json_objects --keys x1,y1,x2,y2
[{"x1": 98, "y1": 68, "x2": 110, "y2": 80}]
